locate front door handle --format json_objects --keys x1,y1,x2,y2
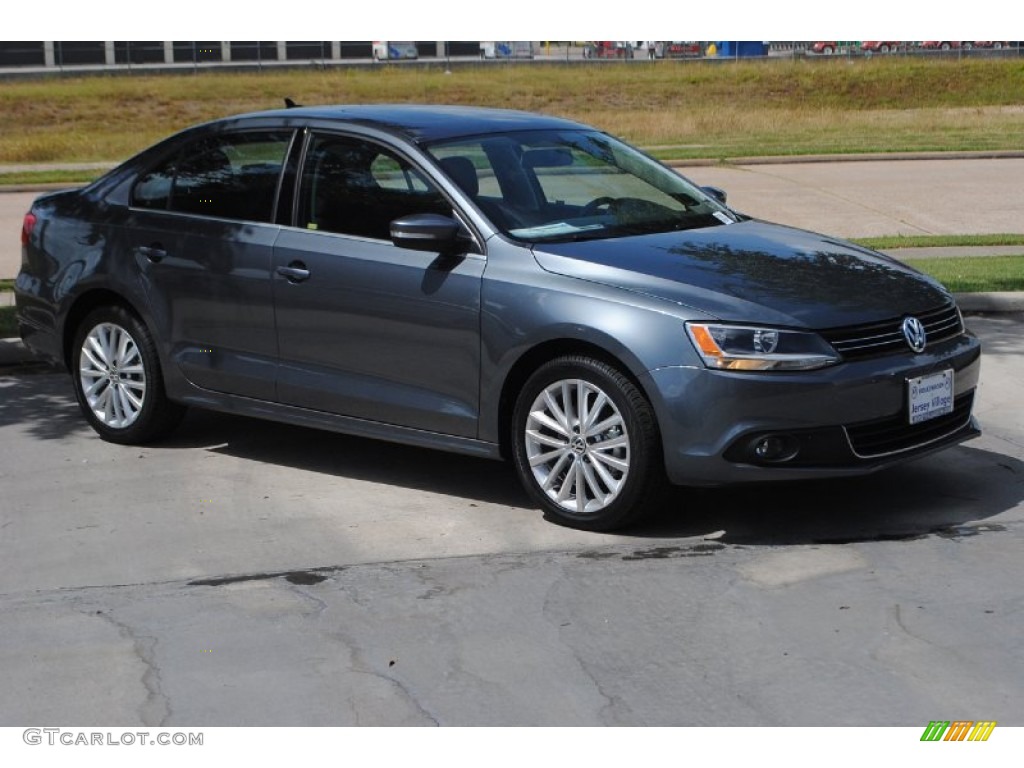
[{"x1": 276, "y1": 262, "x2": 311, "y2": 283}]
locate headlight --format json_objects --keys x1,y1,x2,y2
[{"x1": 686, "y1": 323, "x2": 840, "y2": 371}]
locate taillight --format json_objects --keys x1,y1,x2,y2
[{"x1": 21, "y1": 212, "x2": 36, "y2": 247}]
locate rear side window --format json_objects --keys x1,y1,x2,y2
[{"x1": 131, "y1": 132, "x2": 293, "y2": 223}]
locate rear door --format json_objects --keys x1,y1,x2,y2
[
  {"x1": 126, "y1": 130, "x2": 293, "y2": 400},
  {"x1": 272, "y1": 131, "x2": 484, "y2": 437}
]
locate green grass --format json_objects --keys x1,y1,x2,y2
[
  {"x1": 854, "y1": 234, "x2": 1024, "y2": 249},
  {"x1": 0, "y1": 170, "x2": 101, "y2": 186},
  {"x1": 904, "y1": 255, "x2": 1024, "y2": 293},
  {"x1": 0, "y1": 306, "x2": 17, "y2": 337},
  {"x1": 0, "y1": 57, "x2": 1022, "y2": 165}
]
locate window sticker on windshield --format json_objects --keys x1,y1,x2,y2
[{"x1": 712, "y1": 211, "x2": 734, "y2": 225}]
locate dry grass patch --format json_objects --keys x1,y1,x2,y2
[{"x1": 0, "y1": 58, "x2": 1021, "y2": 164}]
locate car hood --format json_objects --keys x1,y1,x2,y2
[{"x1": 531, "y1": 220, "x2": 951, "y2": 328}]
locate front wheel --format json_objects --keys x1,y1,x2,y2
[
  {"x1": 72, "y1": 305, "x2": 185, "y2": 444},
  {"x1": 511, "y1": 356, "x2": 666, "y2": 531}
]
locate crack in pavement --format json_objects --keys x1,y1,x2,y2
[{"x1": 78, "y1": 601, "x2": 172, "y2": 727}]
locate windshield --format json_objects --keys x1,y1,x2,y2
[{"x1": 425, "y1": 129, "x2": 739, "y2": 243}]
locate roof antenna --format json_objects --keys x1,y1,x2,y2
[{"x1": 284, "y1": 97, "x2": 301, "y2": 109}]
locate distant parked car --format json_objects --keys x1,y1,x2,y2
[
  {"x1": 811, "y1": 42, "x2": 838, "y2": 54},
  {"x1": 861, "y1": 41, "x2": 903, "y2": 53},
  {"x1": 971, "y1": 41, "x2": 1009, "y2": 48},
  {"x1": 919, "y1": 41, "x2": 963, "y2": 50},
  {"x1": 480, "y1": 41, "x2": 534, "y2": 59},
  {"x1": 372, "y1": 41, "x2": 418, "y2": 61}
]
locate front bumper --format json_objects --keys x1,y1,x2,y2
[{"x1": 643, "y1": 330, "x2": 982, "y2": 486}]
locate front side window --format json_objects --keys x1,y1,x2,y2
[
  {"x1": 426, "y1": 129, "x2": 739, "y2": 242},
  {"x1": 298, "y1": 134, "x2": 450, "y2": 239},
  {"x1": 131, "y1": 131, "x2": 292, "y2": 222}
]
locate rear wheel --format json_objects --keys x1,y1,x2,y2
[
  {"x1": 72, "y1": 305, "x2": 185, "y2": 444},
  {"x1": 511, "y1": 356, "x2": 666, "y2": 531}
]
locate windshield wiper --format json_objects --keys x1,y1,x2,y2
[{"x1": 529, "y1": 230, "x2": 610, "y2": 244}]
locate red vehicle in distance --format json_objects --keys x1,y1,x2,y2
[
  {"x1": 810, "y1": 42, "x2": 862, "y2": 54},
  {"x1": 584, "y1": 41, "x2": 634, "y2": 59},
  {"x1": 920, "y1": 41, "x2": 964, "y2": 50},
  {"x1": 861, "y1": 41, "x2": 903, "y2": 53}
]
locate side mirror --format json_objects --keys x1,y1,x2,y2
[
  {"x1": 390, "y1": 213, "x2": 464, "y2": 253},
  {"x1": 701, "y1": 186, "x2": 727, "y2": 205}
]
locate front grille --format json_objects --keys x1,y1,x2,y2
[
  {"x1": 845, "y1": 391, "x2": 974, "y2": 458},
  {"x1": 822, "y1": 304, "x2": 963, "y2": 361}
]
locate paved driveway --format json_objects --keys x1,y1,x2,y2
[{"x1": 0, "y1": 314, "x2": 1021, "y2": 725}]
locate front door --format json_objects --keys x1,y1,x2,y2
[{"x1": 272, "y1": 133, "x2": 484, "y2": 437}]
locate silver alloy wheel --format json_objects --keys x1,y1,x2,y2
[
  {"x1": 78, "y1": 322, "x2": 147, "y2": 429},
  {"x1": 524, "y1": 378, "x2": 630, "y2": 515}
]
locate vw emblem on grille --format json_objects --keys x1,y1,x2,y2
[{"x1": 902, "y1": 316, "x2": 927, "y2": 353}]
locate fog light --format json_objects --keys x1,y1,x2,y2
[{"x1": 752, "y1": 434, "x2": 799, "y2": 463}]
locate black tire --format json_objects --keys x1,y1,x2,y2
[
  {"x1": 71, "y1": 305, "x2": 186, "y2": 444},
  {"x1": 511, "y1": 356, "x2": 666, "y2": 531}
]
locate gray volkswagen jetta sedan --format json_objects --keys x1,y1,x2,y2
[{"x1": 15, "y1": 105, "x2": 981, "y2": 530}]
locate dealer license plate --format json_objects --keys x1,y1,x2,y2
[{"x1": 907, "y1": 370, "x2": 954, "y2": 425}]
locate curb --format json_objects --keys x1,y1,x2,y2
[
  {"x1": 0, "y1": 337, "x2": 48, "y2": 368},
  {"x1": 664, "y1": 150, "x2": 1024, "y2": 168},
  {"x1": 955, "y1": 292, "x2": 1024, "y2": 313},
  {"x1": 3, "y1": 294, "x2": 1020, "y2": 368}
]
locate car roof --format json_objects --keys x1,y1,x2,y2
[{"x1": 223, "y1": 104, "x2": 589, "y2": 143}]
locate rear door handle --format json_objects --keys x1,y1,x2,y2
[
  {"x1": 135, "y1": 244, "x2": 167, "y2": 263},
  {"x1": 276, "y1": 262, "x2": 311, "y2": 283}
]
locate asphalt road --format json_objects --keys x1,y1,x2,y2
[
  {"x1": 1, "y1": 158, "x2": 1022, "y2": 728},
  {"x1": 3, "y1": 156, "x2": 1023, "y2": 279}
]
